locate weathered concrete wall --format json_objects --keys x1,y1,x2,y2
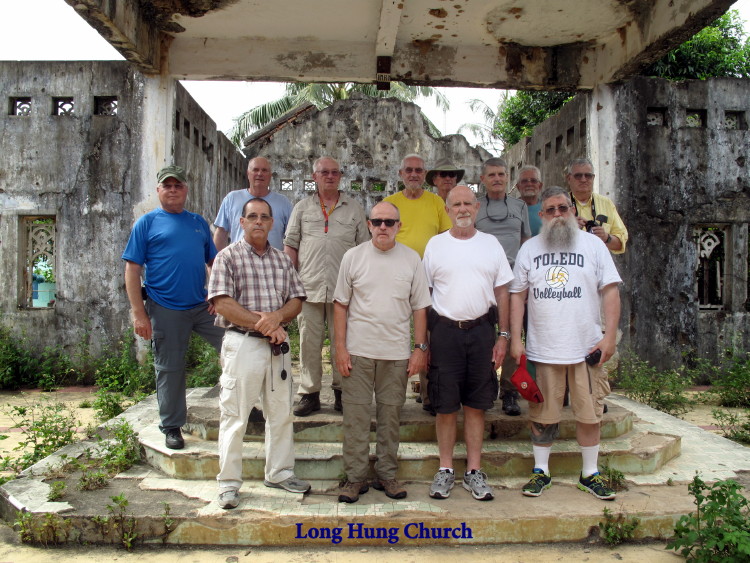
[
  {"x1": 503, "y1": 77, "x2": 750, "y2": 368},
  {"x1": 245, "y1": 94, "x2": 493, "y2": 212},
  {"x1": 0, "y1": 61, "x2": 245, "y2": 358}
]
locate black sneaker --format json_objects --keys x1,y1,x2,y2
[
  {"x1": 501, "y1": 390, "x2": 521, "y2": 416},
  {"x1": 522, "y1": 469, "x2": 552, "y2": 497},
  {"x1": 165, "y1": 428, "x2": 184, "y2": 450},
  {"x1": 294, "y1": 392, "x2": 321, "y2": 417},
  {"x1": 334, "y1": 389, "x2": 343, "y2": 412},
  {"x1": 578, "y1": 472, "x2": 616, "y2": 500}
]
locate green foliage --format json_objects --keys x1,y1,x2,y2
[
  {"x1": 0, "y1": 325, "x2": 37, "y2": 390},
  {"x1": 0, "y1": 396, "x2": 79, "y2": 472},
  {"x1": 712, "y1": 409, "x2": 750, "y2": 444},
  {"x1": 94, "y1": 331, "x2": 154, "y2": 397},
  {"x1": 645, "y1": 11, "x2": 750, "y2": 80},
  {"x1": 185, "y1": 333, "x2": 221, "y2": 388},
  {"x1": 229, "y1": 82, "x2": 449, "y2": 147},
  {"x1": 614, "y1": 352, "x2": 693, "y2": 416},
  {"x1": 14, "y1": 510, "x2": 71, "y2": 546},
  {"x1": 495, "y1": 90, "x2": 574, "y2": 148},
  {"x1": 667, "y1": 475, "x2": 750, "y2": 562},
  {"x1": 710, "y1": 354, "x2": 750, "y2": 408},
  {"x1": 36, "y1": 345, "x2": 76, "y2": 391},
  {"x1": 600, "y1": 464, "x2": 628, "y2": 492},
  {"x1": 599, "y1": 507, "x2": 640, "y2": 546},
  {"x1": 47, "y1": 480, "x2": 66, "y2": 501},
  {"x1": 108, "y1": 493, "x2": 139, "y2": 551}
]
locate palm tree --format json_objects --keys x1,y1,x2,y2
[
  {"x1": 457, "y1": 95, "x2": 507, "y2": 155},
  {"x1": 229, "y1": 82, "x2": 450, "y2": 147}
]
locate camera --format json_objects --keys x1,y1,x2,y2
[
  {"x1": 271, "y1": 341, "x2": 290, "y2": 356},
  {"x1": 585, "y1": 214, "x2": 609, "y2": 233}
]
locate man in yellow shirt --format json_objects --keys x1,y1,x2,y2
[
  {"x1": 565, "y1": 158, "x2": 628, "y2": 255},
  {"x1": 384, "y1": 154, "x2": 452, "y2": 413}
]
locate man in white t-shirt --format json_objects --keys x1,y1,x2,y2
[
  {"x1": 332, "y1": 202, "x2": 432, "y2": 503},
  {"x1": 422, "y1": 185, "x2": 514, "y2": 502},
  {"x1": 509, "y1": 186, "x2": 622, "y2": 501}
]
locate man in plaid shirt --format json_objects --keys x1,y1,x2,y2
[{"x1": 208, "y1": 198, "x2": 309, "y2": 510}]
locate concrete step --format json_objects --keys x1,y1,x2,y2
[
  {"x1": 185, "y1": 389, "x2": 634, "y2": 443},
  {"x1": 141, "y1": 423, "x2": 680, "y2": 482}
]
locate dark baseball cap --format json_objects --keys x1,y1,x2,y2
[{"x1": 157, "y1": 165, "x2": 187, "y2": 184}]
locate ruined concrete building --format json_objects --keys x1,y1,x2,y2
[{"x1": 504, "y1": 76, "x2": 750, "y2": 367}]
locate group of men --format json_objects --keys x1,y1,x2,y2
[{"x1": 122, "y1": 151, "x2": 628, "y2": 509}]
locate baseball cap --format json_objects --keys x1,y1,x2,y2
[
  {"x1": 511, "y1": 354, "x2": 544, "y2": 403},
  {"x1": 157, "y1": 165, "x2": 187, "y2": 184}
]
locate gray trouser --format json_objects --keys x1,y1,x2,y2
[
  {"x1": 297, "y1": 301, "x2": 342, "y2": 394},
  {"x1": 147, "y1": 299, "x2": 224, "y2": 432},
  {"x1": 342, "y1": 356, "x2": 408, "y2": 482}
]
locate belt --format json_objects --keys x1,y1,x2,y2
[
  {"x1": 437, "y1": 312, "x2": 491, "y2": 330},
  {"x1": 227, "y1": 327, "x2": 266, "y2": 339}
]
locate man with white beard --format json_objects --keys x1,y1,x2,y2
[{"x1": 509, "y1": 186, "x2": 622, "y2": 501}]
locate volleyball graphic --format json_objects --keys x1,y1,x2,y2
[{"x1": 545, "y1": 266, "x2": 569, "y2": 289}]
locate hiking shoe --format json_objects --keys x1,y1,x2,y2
[
  {"x1": 372, "y1": 478, "x2": 407, "y2": 499},
  {"x1": 218, "y1": 488, "x2": 239, "y2": 509},
  {"x1": 338, "y1": 480, "x2": 369, "y2": 503},
  {"x1": 522, "y1": 469, "x2": 552, "y2": 497},
  {"x1": 264, "y1": 476, "x2": 311, "y2": 494},
  {"x1": 165, "y1": 428, "x2": 184, "y2": 450},
  {"x1": 463, "y1": 470, "x2": 494, "y2": 501},
  {"x1": 578, "y1": 472, "x2": 616, "y2": 500},
  {"x1": 501, "y1": 390, "x2": 521, "y2": 416},
  {"x1": 429, "y1": 470, "x2": 455, "y2": 499},
  {"x1": 294, "y1": 392, "x2": 321, "y2": 417},
  {"x1": 334, "y1": 389, "x2": 343, "y2": 412}
]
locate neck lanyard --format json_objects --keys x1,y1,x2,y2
[
  {"x1": 571, "y1": 192, "x2": 596, "y2": 219},
  {"x1": 319, "y1": 195, "x2": 338, "y2": 233}
]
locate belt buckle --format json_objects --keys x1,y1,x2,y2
[{"x1": 457, "y1": 320, "x2": 468, "y2": 329}]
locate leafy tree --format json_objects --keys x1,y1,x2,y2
[
  {"x1": 229, "y1": 82, "x2": 449, "y2": 147},
  {"x1": 488, "y1": 9, "x2": 749, "y2": 149},
  {"x1": 644, "y1": 10, "x2": 750, "y2": 80},
  {"x1": 458, "y1": 97, "x2": 506, "y2": 154}
]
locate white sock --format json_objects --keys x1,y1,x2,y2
[
  {"x1": 439, "y1": 467, "x2": 454, "y2": 474},
  {"x1": 580, "y1": 445, "x2": 600, "y2": 477},
  {"x1": 532, "y1": 445, "x2": 552, "y2": 475}
]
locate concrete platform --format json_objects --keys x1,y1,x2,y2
[{"x1": 1, "y1": 391, "x2": 748, "y2": 547}]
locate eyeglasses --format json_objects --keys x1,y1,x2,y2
[
  {"x1": 244, "y1": 213, "x2": 272, "y2": 221},
  {"x1": 518, "y1": 178, "x2": 540, "y2": 184},
  {"x1": 315, "y1": 169, "x2": 341, "y2": 177},
  {"x1": 572, "y1": 172, "x2": 595, "y2": 181},
  {"x1": 438, "y1": 171, "x2": 457, "y2": 178},
  {"x1": 543, "y1": 205, "x2": 571, "y2": 216},
  {"x1": 403, "y1": 167, "x2": 425, "y2": 174},
  {"x1": 370, "y1": 218, "x2": 398, "y2": 227}
]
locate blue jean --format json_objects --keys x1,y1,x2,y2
[{"x1": 146, "y1": 299, "x2": 224, "y2": 432}]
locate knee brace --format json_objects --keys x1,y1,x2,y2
[{"x1": 530, "y1": 422, "x2": 559, "y2": 444}]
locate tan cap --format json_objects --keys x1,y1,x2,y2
[{"x1": 426, "y1": 159, "x2": 465, "y2": 186}]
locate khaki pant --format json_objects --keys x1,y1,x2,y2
[
  {"x1": 216, "y1": 331, "x2": 295, "y2": 490},
  {"x1": 297, "y1": 301, "x2": 342, "y2": 394},
  {"x1": 342, "y1": 356, "x2": 408, "y2": 482}
]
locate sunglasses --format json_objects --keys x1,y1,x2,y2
[
  {"x1": 370, "y1": 218, "x2": 398, "y2": 227},
  {"x1": 572, "y1": 172, "x2": 595, "y2": 180},
  {"x1": 543, "y1": 205, "x2": 572, "y2": 216},
  {"x1": 403, "y1": 167, "x2": 425, "y2": 174},
  {"x1": 438, "y1": 171, "x2": 457, "y2": 178}
]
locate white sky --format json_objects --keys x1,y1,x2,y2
[{"x1": 1, "y1": 0, "x2": 748, "y2": 149}]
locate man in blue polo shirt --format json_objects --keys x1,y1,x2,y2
[{"x1": 123, "y1": 165, "x2": 225, "y2": 450}]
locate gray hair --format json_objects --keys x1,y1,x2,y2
[
  {"x1": 313, "y1": 156, "x2": 339, "y2": 173},
  {"x1": 540, "y1": 186, "x2": 572, "y2": 206},
  {"x1": 566, "y1": 158, "x2": 593, "y2": 175},
  {"x1": 481, "y1": 157, "x2": 508, "y2": 175},
  {"x1": 400, "y1": 154, "x2": 425, "y2": 170},
  {"x1": 516, "y1": 165, "x2": 542, "y2": 182}
]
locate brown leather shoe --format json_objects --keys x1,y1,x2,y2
[
  {"x1": 372, "y1": 478, "x2": 407, "y2": 499},
  {"x1": 294, "y1": 392, "x2": 321, "y2": 417},
  {"x1": 338, "y1": 480, "x2": 369, "y2": 503}
]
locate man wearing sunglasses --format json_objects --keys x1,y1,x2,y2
[
  {"x1": 426, "y1": 159, "x2": 465, "y2": 202},
  {"x1": 476, "y1": 157, "x2": 532, "y2": 417},
  {"x1": 565, "y1": 158, "x2": 628, "y2": 254},
  {"x1": 384, "y1": 154, "x2": 452, "y2": 415},
  {"x1": 510, "y1": 186, "x2": 621, "y2": 502},
  {"x1": 209, "y1": 198, "x2": 309, "y2": 509},
  {"x1": 332, "y1": 202, "x2": 432, "y2": 503}
]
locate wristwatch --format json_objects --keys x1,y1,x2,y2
[
  {"x1": 414, "y1": 343, "x2": 428, "y2": 352},
  {"x1": 498, "y1": 331, "x2": 511, "y2": 341}
]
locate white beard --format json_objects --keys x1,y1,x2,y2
[
  {"x1": 455, "y1": 216, "x2": 473, "y2": 228},
  {"x1": 541, "y1": 215, "x2": 578, "y2": 250}
]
